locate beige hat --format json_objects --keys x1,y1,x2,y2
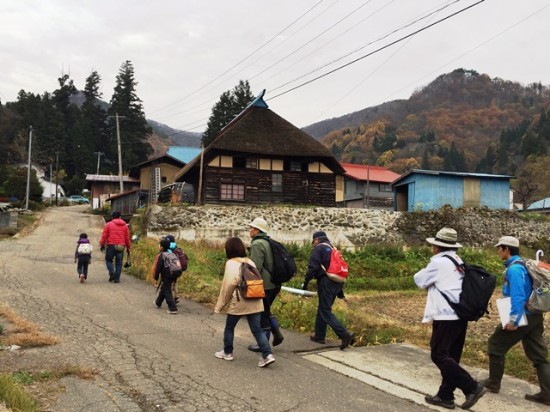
[
  {"x1": 426, "y1": 227, "x2": 463, "y2": 248},
  {"x1": 495, "y1": 236, "x2": 520, "y2": 248},
  {"x1": 249, "y1": 217, "x2": 269, "y2": 233}
]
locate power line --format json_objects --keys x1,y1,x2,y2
[
  {"x1": 148, "y1": 0, "x2": 326, "y2": 116},
  {"x1": 267, "y1": 0, "x2": 486, "y2": 101}
]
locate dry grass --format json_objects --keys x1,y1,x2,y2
[{"x1": 0, "y1": 305, "x2": 59, "y2": 348}]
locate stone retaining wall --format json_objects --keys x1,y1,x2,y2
[{"x1": 144, "y1": 205, "x2": 550, "y2": 250}]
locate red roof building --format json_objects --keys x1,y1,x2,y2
[{"x1": 340, "y1": 163, "x2": 401, "y2": 209}]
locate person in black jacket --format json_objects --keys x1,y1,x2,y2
[
  {"x1": 153, "y1": 239, "x2": 178, "y2": 314},
  {"x1": 302, "y1": 231, "x2": 355, "y2": 350}
]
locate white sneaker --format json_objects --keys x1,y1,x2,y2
[
  {"x1": 214, "y1": 350, "x2": 234, "y2": 361},
  {"x1": 258, "y1": 354, "x2": 275, "y2": 368}
]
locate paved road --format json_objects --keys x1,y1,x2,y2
[{"x1": 0, "y1": 206, "x2": 429, "y2": 411}]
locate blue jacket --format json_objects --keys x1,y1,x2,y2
[{"x1": 502, "y1": 255, "x2": 533, "y2": 325}]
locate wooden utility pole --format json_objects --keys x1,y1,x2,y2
[
  {"x1": 116, "y1": 113, "x2": 123, "y2": 192},
  {"x1": 24, "y1": 126, "x2": 32, "y2": 210}
]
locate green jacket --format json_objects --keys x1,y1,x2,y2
[{"x1": 250, "y1": 233, "x2": 276, "y2": 290}]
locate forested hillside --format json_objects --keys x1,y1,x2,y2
[{"x1": 305, "y1": 69, "x2": 550, "y2": 179}]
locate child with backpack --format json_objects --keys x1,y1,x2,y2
[
  {"x1": 164, "y1": 235, "x2": 188, "y2": 304},
  {"x1": 153, "y1": 239, "x2": 179, "y2": 314},
  {"x1": 74, "y1": 233, "x2": 92, "y2": 283}
]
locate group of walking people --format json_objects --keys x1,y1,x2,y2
[
  {"x1": 88, "y1": 212, "x2": 550, "y2": 407},
  {"x1": 415, "y1": 227, "x2": 550, "y2": 409},
  {"x1": 213, "y1": 217, "x2": 355, "y2": 368}
]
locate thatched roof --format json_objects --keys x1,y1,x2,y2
[{"x1": 174, "y1": 91, "x2": 343, "y2": 181}]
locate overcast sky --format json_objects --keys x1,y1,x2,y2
[{"x1": 1, "y1": 0, "x2": 549, "y2": 134}]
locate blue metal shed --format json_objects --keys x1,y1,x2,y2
[{"x1": 392, "y1": 169, "x2": 512, "y2": 211}]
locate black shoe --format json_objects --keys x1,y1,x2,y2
[
  {"x1": 461, "y1": 383, "x2": 487, "y2": 410},
  {"x1": 425, "y1": 394, "x2": 455, "y2": 409},
  {"x1": 479, "y1": 378, "x2": 500, "y2": 393},
  {"x1": 113, "y1": 280, "x2": 120, "y2": 283},
  {"x1": 247, "y1": 344, "x2": 261, "y2": 352},
  {"x1": 310, "y1": 335, "x2": 326, "y2": 344},
  {"x1": 340, "y1": 333, "x2": 356, "y2": 350},
  {"x1": 525, "y1": 392, "x2": 550, "y2": 406}
]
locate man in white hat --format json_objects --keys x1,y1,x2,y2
[
  {"x1": 414, "y1": 227, "x2": 486, "y2": 410},
  {"x1": 247, "y1": 217, "x2": 285, "y2": 352},
  {"x1": 481, "y1": 236, "x2": 550, "y2": 406}
]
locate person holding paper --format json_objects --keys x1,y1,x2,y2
[{"x1": 481, "y1": 236, "x2": 550, "y2": 406}]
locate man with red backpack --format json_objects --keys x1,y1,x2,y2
[{"x1": 302, "y1": 231, "x2": 355, "y2": 350}]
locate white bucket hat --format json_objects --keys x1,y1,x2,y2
[
  {"x1": 249, "y1": 217, "x2": 269, "y2": 233},
  {"x1": 495, "y1": 236, "x2": 520, "y2": 248},
  {"x1": 426, "y1": 227, "x2": 462, "y2": 248}
]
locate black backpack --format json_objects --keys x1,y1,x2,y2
[
  {"x1": 265, "y1": 238, "x2": 297, "y2": 284},
  {"x1": 438, "y1": 255, "x2": 496, "y2": 321}
]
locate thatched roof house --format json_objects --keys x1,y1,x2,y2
[{"x1": 175, "y1": 90, "x2": 344, "y2": 206}]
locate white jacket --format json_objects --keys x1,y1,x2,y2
[{"x1": 414, "y1": 251, "x2": 464, "y2": 323}]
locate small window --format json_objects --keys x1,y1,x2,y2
[
  {"x1": 246, "y1": 158, "x2": 258, "y2": 169},
  {"x1": 220, "y1": 183, "x2": 245, "y2": 201},
  {"x1": 272, "y1": 174, "x2": 282, "y2": 192},
  {"x1": 161, "y1": 176, "x2": 167, "y2": 183},
  {"x1": 290, "y1": 161, "x2": 302, "y2": 171},
  {"x1": 379, "y1": 184, "x2": 392, "y2": 192},
  {"x1": 233, "y1": 157, "x2": 246, "y2": 169}
]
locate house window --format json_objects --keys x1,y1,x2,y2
[
  {"x1": 233, "y1": 157, "x2": 246, "y2": 169},
  {"x1": 287, "y1": 161, "x2": 304, "y2": 171},
  {"x1": 272, "y1": 174, "x2": 283, "y2": 192},
  {"x1": 246, "y1": 158, "x2": 258, "y2": 169},
  {"x1": 220, "y1": 183, "x2": 245, "y2": 201},
  {"x1": 379, "y1": 184, "x2": 392, "y2": 192},
  {"x1": 161, "y1": 177, "x2": 167, "y2": 183}
]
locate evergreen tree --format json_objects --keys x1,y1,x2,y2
[
  {"x1": 108, "y1": 60, "x2": 152, "y2": 173},
  {"x1": 421, "y1": 149, "x2": 431, "y2": 169},
  {"x1": 202, "y1": 80, "x2": 254, "y2": 146}
]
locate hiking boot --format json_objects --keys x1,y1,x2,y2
[
  {"x1": 525, "y1": 392, "x2": 550, "y2": 406},
  {"x1": 214, "y1": 350, "x2": 233, "y2": 361},
  {"x1": 108, "y1": 272, "x2": 114, "y2": 282},
  {"x1": 461, "y1": 383, "x2": 487, "y2": 410},
  {"x1": 113, "y1": 280, "x2": 120, "y2": 283},
  {"x1": 154, "y1": 301, "x2": 161, "y2": 309},
  {"x1": 425, "y1": 394, "x2": 455, "y2": 409},
  {"x1": 167, "y1": 310, "x2": 178, "y2": 314},
  {"x1": 479, "y1": 378, "x2": 500, "y2": 393},
  {"x1": 340, "y1": 333, "x2": 356, "y2": 350},
  {"x1": 310, "y1": 335, "x2": 326, "y2": 344},
  {"x1": 258, "y1": 354, "x2": 276, "y2": 368},
  {"x1": 79, "y1": 274, "x2": 85, "y2": 283},
  {"x1": 248, "y1": 344, "x2": 262, "y2": 352}
]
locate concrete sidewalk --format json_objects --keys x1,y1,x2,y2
[{"x1": 303, "y1": 342, "x2": 548, "y2": 411}]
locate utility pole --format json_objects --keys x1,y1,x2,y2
[
  {"x1": 24, "y1": 126, "x2": 32, "y2": 210},
  {"x1": 94, "y1": 151, "x2": 104, "y2": 175},
  {"x1": 116, "y1": 113, "x2": 123, "y2": 192},
  {"x1": 55, "y1": 152, "x2": 59, "y2": 206}
]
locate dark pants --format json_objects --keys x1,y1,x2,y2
[
  {"x1": 488, "y1": 313, "x2": 548, "y2": 366},
  {"x1": 77, "y1": 255, "x2": 90, "y2": 278},
  {"x1": 105, "y1": 245, "x2": 123, "y2": 281},
  {"x1": 260, "y1": 286, "x2": 281, "y2": 331},
  {"x1": 431, "y1": 319, "x2": 477, "y2": 401},
  {"x1": 224, "y1": 313, "x2": 272, "y2": 358},
  {"x1": 314, "y1": 276, "x2": 349, "y2": 339},
  {"x1": 155, "y1": 275, "x2": 177, "y2": 311}
]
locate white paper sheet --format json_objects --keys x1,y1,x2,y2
[{"x1": 496, "y1": 297, "x2": 527, "y2": 327}]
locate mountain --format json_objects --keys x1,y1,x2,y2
[
  {"x1": 147, "y1": 120, "x2": 202, "y2": 147},
  {"x1": 303, "y1": 69, "x2": 550, "y2": 174}
]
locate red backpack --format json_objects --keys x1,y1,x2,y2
[{"x1": 320, "y1": 243, "x2": 349, "y2": 283}]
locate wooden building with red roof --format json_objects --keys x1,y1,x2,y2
[
  {"x1": 340, "y1": 163, "x2": 400, "y2": 208},
  {"x1": 174, "y1": 90, "x2": 345, "y2": 206}
]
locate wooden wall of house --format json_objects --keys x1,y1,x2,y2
[{"x1": 203, "y1": 167, "x2": 337, "y2": 206}]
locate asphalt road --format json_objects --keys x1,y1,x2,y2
[{"x1": 0, "y1": 206, "x2": 429, "y2": 412}]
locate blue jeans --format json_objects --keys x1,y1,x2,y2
[
  {"x1": 314, "y1": 276, "x2": 349, "y2": 339},
  {"x1": 105, "y1": 245, "x2": 123, "y2": 281},
  {"x1": 223, "y1": 313, "x2": 272, "y2": 358}
]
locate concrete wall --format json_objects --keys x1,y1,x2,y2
[
  {"x1": 0, "y1": 211, "x2": 18, "y2": 229},
  {"x1": 145, "y1": 205, "x2": 550, "y2": 250}
]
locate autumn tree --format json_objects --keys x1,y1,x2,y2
[{"x1": 202, "y1": 80, "x2": 254, "y2": 147}]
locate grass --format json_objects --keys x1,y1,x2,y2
[
  {"x1": 0, "y1": 305, "x2": 59, "y2": 348},
  {"x1": 0, "y1": 374, "x2": 39, "y2": 412},
  {"x1": 127, "y1": 237, "x2": 544, "y2": 383}
]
